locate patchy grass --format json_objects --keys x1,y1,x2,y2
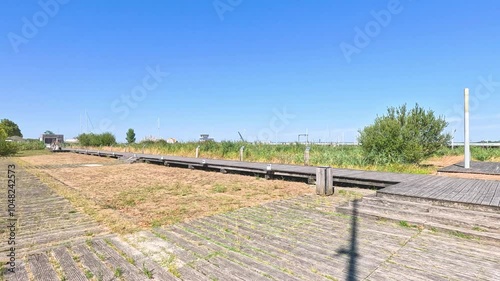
[
  {"x1": 16, "y1": 153, "x2": 313, "y2": 232},
  {"x1": 142, "y1": 263, "x2": 155, "y2": 279},
  {"x1": 472, "y1": 226, "x2": 486, "y2": 232},
  {"x1": 14, "y1": 149, "x2": 51, "y2": 157},
  {"x1": 212, "y1": 184, "x2": 227, "y2": 193},
  {"x1": 399, "y1": 220, "x2": 418, "y2": 228},
  {"x1": 337, "y1": 189, "x2": 364, "y2": 199},
  {"x1": 114, "y1": 267, "x2": 123, "y2": 278},
  {"x1": 451, "y1": 231, "x2": 474, "y2": 240}
]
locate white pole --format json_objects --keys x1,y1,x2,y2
[{"x1": 464, "y1": 88, "x2": 470, "y2": 169}]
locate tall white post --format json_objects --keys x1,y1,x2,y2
[{"x1": 464, "y1": 88, "x2": 470, "y2": 169}]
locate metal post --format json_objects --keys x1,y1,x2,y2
[
  {"x1": 464, "y1": 88, "x2": 470, "y2": 169},
  {"x1": 195, "y1": 145, "x2": 200, "y2": 158},
  {"x1": 239, "y1": 146, "x2": 245, "y2": 161}
]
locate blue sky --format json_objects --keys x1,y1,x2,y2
[{"x1": 1, "y1": 0, "x2": 499, "y2": 143}]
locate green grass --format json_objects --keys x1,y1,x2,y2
[
  {"x1": 212, "y1": 184, "x2": 228, "y2": 193},
  {"x1": 114, "y1": 268, "x2": 123, "y2": 277},
  {"x1": 79, "y1": 141, "x2": 500, "y2": 174},
  {"x1": 142, "y1": 262, "x2": 155, "y2": 279},
  {"x1": 450, "y1": 231, "x2": 474, "y2": 240},
  {"x1": 14, "y1": 149, "x2": 51, "y2": 157},
  {"x1": 399, "y1": 220, "x2": 417, "y2": 228},
  {"x1": 472, "y1": 226, "x2": 486, "y2": 232},
  {"x1": 84, "y1": 270, "x2": 94, "y2": 279}
]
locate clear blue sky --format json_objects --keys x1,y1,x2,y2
[{"x1": 1, "y1": 0, "x2": 499, "y2": 143}]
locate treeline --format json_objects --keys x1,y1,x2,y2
[{"x1": 77, "y1": 133, "x2": 117, "y2": 146}]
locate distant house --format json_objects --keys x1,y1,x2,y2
[
  {"x1": 166, "y1": 138, "x2": 177, "y2": 144},
  {"x1": 6, "y1": 136, "x2": 24, "y2": 142},
  {"x1": 65, "y1": 138, "x2": 79, "y2": 144},
  {"x1": 199, "y1": 134, "x2": 214, "y2": 142},
  {"x1": 40, "y1": 134, "x2": 64, "y2": 146}
]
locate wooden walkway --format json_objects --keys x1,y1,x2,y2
[
  {"x1": 68, "y1": 149, "x2": 500, "y2": 210},
  {"x1": 439, "y1": 161, "x2": 500, "y2": 175},
  {"x1": 3, "y1": 154, "x2": 499, "y2": 280}
]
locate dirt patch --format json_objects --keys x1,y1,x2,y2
[
  {"x1": 34, "y1": 158, "x2": 314, "y2": 230},
  {"x1": 422, "y1": 155, "x2": 463, "y2": 168},
  {"x1": 20, "y1": 153, "x2": 118, "y2": 166}
]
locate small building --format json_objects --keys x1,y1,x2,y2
[
  {"x1": 40, "y1": 134, "x2": 64, "y2": 146},
  {"x1": 6, "y1": 136, "x2": 24, "y2": 142},
  {"x1": 166, "y1": 138, "x2": 177, "y2": 144},
  {"x1": 199, "y1": 134, "x2": 214, "y2": 142}
]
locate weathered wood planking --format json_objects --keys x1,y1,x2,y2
[{"x1": 439, "y1": 161, "x2": 500, "y2": 175}]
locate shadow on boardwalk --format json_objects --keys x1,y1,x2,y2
[{"x1": 337, "y1": 199, "x2": 359, "y2": 281}]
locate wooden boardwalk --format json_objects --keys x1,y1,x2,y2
[
  {"x1": 69, "y1": 149, "x2": 500, "y2": 210},
  {"x1": 439, "y1": 161, "x2": 500, "y2": 175},
  {"x1": 3, "y1": 154, "x2": 499, "y2": 280}
]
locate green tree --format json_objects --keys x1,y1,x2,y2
[
  {"x1": 126, "y1": 128, "x2": 136, "y2": 144},
  {"x1": 44, "y1": 130, "x2": 55, "y2": 134},
  {"x1": 77, "y1": 132, "x2": 117, "y2": 146},
  {"x1": 0, "y1": 119, "x2": 22, "y2": 137},
  {"x1": 358, "y1": 104, "x2": 451, "y2": 164},
  {"x1": 100, "y1": 132, "x2": 117, "y2": 146}
]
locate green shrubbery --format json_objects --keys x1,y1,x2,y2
[
  {"x1": 0, "y1": 129, "x2": 19, "y2": 156},
  {"x1": 358, "y1": 104, "x2": 451, "y2": 164},
  {"x1": 77, "y1": 132, "x2": 117, "y2": 146},
  {"x1": 17, "y1": 140, "x2": 46, "y2": 151}
]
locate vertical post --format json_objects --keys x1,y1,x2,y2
[
  {"x1": 265, "y1": 164, "x2": 274, "y2": 180},
  {"x1": 464, "y1": 88, "x2": 470, "y2": 169},
  {"x1": 239, "y1": 146, "x2": 245, "y2": 161},
  {"x1": 316, "y1": 167, "x2": 333, "y2": 195},
  {"x1": 304, "y1": 146, "x2": 310, "y2": 166},
  {"x1": 195, "y1": 145, "x2": 200, "y2": 158}
]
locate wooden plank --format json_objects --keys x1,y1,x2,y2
[
  {"x1": 449, "y1": 179, "x2": 478, "y2": 202},
  {"x1": 72, "y1": 244, "x2": 115, "y2": 281},
  {"x1": 471, "y1": 181, "x2": 495, "y2": 205},
  {"x1": 404, "y1": 177, "x2": 444, "y2": 197},
  {"x1": 434, "y1": 178, "x2": 469, "y2": 201},
  {"x1": 52, "y1": 247, "x2": 88, "y2": 281},
  {"x1": 27, "y1": 253, "x2": 60, "y2": 281},
  {"x1": 490, "y1": 182, "x2": 500, "y2": 207},
  {"x1": 423, "y1": 178, "x2": 458, "y2": 199},
  {"x1": 481, "y1": 182, "x2": 499, "y2": 206},
  {"x1": 454, "y1": 180, "x2": 485, "y2": 203},
  {"x1": 3, "y1": 261, "x2": 29, "y2": 281},
  {"x1": 455, "y1": 179, "x2": 487, "y2": 203},
  {"x1": 91, "y1": 239, "x2": 147, "y2": 280}
]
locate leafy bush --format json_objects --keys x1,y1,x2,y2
[
  {"x1": 0, "y1": 128, "x2": 19, "y2": 156},
  {"x1": 77, "y1": 132, "x2": 117, "y2": 146},
  {"x1": 17, "y1": 140, "x2": 46, "y2": 151},
  {"x1": 358, "y1": 104, "x2": 451, "y2": 164}
]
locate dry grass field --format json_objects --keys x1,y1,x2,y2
[
  {"x1": 21, "y1": 152, "x2": 118, "y2": 165},
  {"x1": 18, "y1": 153, "x2": 316, "y2": 233}
]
